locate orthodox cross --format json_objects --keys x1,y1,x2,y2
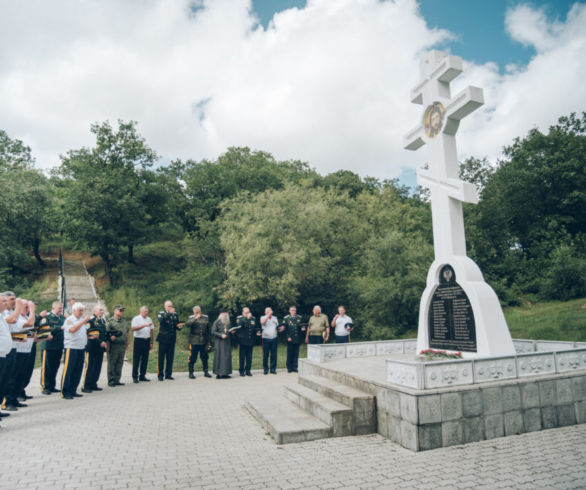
[{"x1": 404, "y1": 50, "x2": 484, "y2": 259}]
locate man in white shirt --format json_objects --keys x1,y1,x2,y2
[
  {"x1": 260, "y1": 307, "x2": 280, "y2": 375},
  {"x1": 0, "y1": 294, "x2": 14, "y2": 421},
  {"x1": 131, "y1": 306, "x2": 154, "y2": 383},
  {"x1": 2, "y1": 297, "x2": 35, "y2": 411},
  {"x1": 61, "y1": 303, "x2": 90, "y2": 400},
  {"x1": 331, "y1": 306, "x2": 353, "y2": 344}
]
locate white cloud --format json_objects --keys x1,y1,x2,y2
[{"x1": 0, "y1": 0, "x2": 584, "y2": 181}]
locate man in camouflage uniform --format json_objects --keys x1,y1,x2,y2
[
  {"x1": 185, "y1": 306, "x2": 211, "y2": 379},
  {"x1": 106, "y1": 305, "x2": 129, "y2": 387},
  {"x1": 156, "y1": 300, "x2": 182, "y2": 381},
  {"x1": 234, "y1": 307, "x2": 260, "y2": 377},
  {"x1": 282, "y1": 306, "x2": 306, "y2": 373},
  {"x1": 40, "y1": 301, "x2": 65, "y2": 395}
]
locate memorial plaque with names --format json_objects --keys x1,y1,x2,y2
[{"x1": 428, "y1": 264, "x2": 477, "y2": 352}]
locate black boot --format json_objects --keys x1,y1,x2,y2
[
  {"x1": 204, "y1": 371, "x2": 212, "y2": 378},
  {"x1": 189, "y1": 372, "x2": 196, "y2": 379}
]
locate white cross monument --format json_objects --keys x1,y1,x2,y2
[{"x1": 404, "y1": 50, "x2": 515, "y2": 358}]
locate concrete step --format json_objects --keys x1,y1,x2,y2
[
  {"x1": 245, "y1": 396, "x2": 332, "y2": 444},
  {"x1": 283, "y1": 383, "x2": 354, "y2": 437},
  {"x1": 298, "y1": 374, "x2": 376, "y2": 435}
]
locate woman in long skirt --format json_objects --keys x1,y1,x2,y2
[{"x1": 212, "y1": 310, "x2": 232, "y2": 379}]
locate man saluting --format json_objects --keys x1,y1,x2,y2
[{"x1": 156, "y1": 300, "x2": 182, "y2": 381}]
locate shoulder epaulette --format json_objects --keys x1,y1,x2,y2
[
  {"x1": 237, "y1": 315, "x2": 243, "y2": 319},
  {"x1": 202, "y1": 314, "x2": 208, "y2": 318}
]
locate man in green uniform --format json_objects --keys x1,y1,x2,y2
[
  {"x1": 185, "y1": 306, "x2": 211, "y2": 379},
  {"x1": 234, "y1": 307, "x2": 260, "y2": 377},
  {"x1": 41, "y1": 301, "x2": 65, "y2": 395},
  {"x1": 106, "y1": 305, "x2": 129, "y2": 387},
  {"x1": 305, "y1": 305, "x2": 329, "y2": 344},
  {"x1": 282, "y1": 306, "x2": 306, "y2": 373},
  {"x1": 156, "y1": 300, "x2": 182, "y2": 381}
]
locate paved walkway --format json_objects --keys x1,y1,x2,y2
[{"x1": 1, "y1": 365, "x2": 585, "y2": 489}]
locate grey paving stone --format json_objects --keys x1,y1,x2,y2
[
  {"x1": 542, "y1": 405, "x2": 558, "y2": 428},
  {"x1": 485, "y1": 413, "x2": 505, "y2": 439},
  {"x1": 482, "y1": 387, "x2": 504, "y2": 415},
  {"x1": 556, "y1": 378, "x2": 574, "y2": 404},
  {"x1": 502, "y1": 385, "x2": 521, "y2": 411},
  {"x1": 418, "y1": 423, "x2": 442, "y2": 451},
  {"x1": 523, "y1": 408, "x2": 542, "y2": 432},
  {"x1": 418, "y1": 394, "x2": 441, "y2": 424},
  {"x1": 556, "y1": 404, "x2": 577, "y2": 427},
  {"x1": 462, "y1": 416, "x2": 484, "y2": 443},
  {"x1": 539, "y1": 380, "x2": 556, "y2": 406},
  {"x1": 442, "y1": 420, "x2": 463, "y2": 447},
  {"x1": 521, "y1": 382, "x2": 540, "y2": 409},
  {"x1": 504, "y1": 410, "x2": 524, "y2": 436},
  {"x1": 462, "y1": 390, "x2": 483, "y2": 417},
  {"x1": 441, "y1": 392, "x2": 463, "y2": 422}
]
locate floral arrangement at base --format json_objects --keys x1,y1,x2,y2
[{"x1": 419, "y1": 349, "x2": 462, "y2": 359}]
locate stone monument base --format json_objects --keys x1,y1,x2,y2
[{"x1": 296, "y1": 339, "x2": 586, "y2": 451}]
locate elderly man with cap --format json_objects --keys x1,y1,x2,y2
[
  {"x1": 61, "y1": 302, "x2": 90, "y2": 400},
  {"x1": 107, "y1": 305, "x2": 129, "y2": 387}
]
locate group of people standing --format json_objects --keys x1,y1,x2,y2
[{"x1": 0, "y1": 290, "x2": 353, "y2": 427}]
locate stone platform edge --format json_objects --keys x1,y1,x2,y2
[{"x1": 306, "y1": 339, "x2": 586, "y2": 389}]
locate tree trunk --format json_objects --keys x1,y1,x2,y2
[
  {"x1": 33, "y1": 238, "x2": 45, "y2": 267},
  {"x1": 127, "y1": 244, "x2": 134, "y2": 263},
  {"x1": 102, "y1": 253, "x2": 113, "y2": 285}
]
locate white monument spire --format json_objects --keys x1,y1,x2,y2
[{"x1": 404, "y1": 50, "x2": 515, "y2": 358}]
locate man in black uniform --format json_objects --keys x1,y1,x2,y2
[
  {"x1": 234, "y1": 307, "x2": 260, "y2": 377},
  {"x1": 283, "y1": 306, "x2": 306, "y2": 373},
  {"x1": 156, "y1": 300, "x2": 182, "y2": 381},
  {"x1": 185, "y1": 306, "x2": 211, "y2": 379},
  {"x1": 82, "y1": 304, "x2": 108, "y2": 393},
  {"x1": 41, "y1": 301, "x2": 65, "y2": 395}
]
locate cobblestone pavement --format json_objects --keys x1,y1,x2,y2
[{"x1": 1, "y1": 365, "x2": 585, "y2": 490}]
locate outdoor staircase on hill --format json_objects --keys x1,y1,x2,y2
[
  {"x1": 245, "y1": 373, "x2": 376, "y2": 444},
  {"x1": 60, "y1": 260, "x2": 102, "y2": 314}
]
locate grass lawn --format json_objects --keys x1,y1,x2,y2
[{"x1": 504, "y1": 297, "x2": 586, "y2": 342}]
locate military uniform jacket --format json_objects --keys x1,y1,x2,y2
[
  {"x1": 157, "y1": 311, "x2": 180, "y2": 344},
  {"x1": 42, "y1": 312, "x2": 65, "y2": 350},
  {"x1": 107, "y1": 317, "x2": 129, "y2": 346},
  {"x1": 283, "y1": 314, "x2": 306, "y2": 344},
  {"x1": 86, "y1": 316, "x2": 108, "y2": 354},
  {"x1": 235, "y1": 315, "x2": 260, "y2": 346},
  {"x1": 185, "y1": 314, "x2": 210, "y2": 345}
]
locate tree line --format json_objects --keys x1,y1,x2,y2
[{"x1": 1, "y1": 113, "x2": 584, "y2": 338}]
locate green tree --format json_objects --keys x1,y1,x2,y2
[{"x1": 57, "y1": 120, "x2": 161, "y2": 282}]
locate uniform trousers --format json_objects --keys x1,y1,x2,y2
[
  {"x1": 132, "y1": 338, "x2": 150, "y2": 380},
  {"x1": 189, "y1": 343, "x2": 209, "y2": 373},
  {"x1": 0, "y1": 356, "x2": 8, "y2": 406},
  {"x1": 335, "y1": 335, "x2": 350, "y2": 344},
  {"x1": 83, "y1": 350, "x2": 104, "y2": 390},
  {"x1": 41, "y1": 348, "x2": 63, "y2": 391},
  {"x1": 21, "y1": 342, "x2": 36, "y2": 394},
  {"x1": 61, "y1": 348, "x2": 85, "y2": 397},
  {"x1": 108, "y1": 344, "x2": 126, "y2": 385},
  {"x1": 262, "y1": 338, "x2": 278, "y2": 373},
  {"x1": 157, "y1": 342, "x2": 175, "y2": 379},
  {"x1": 308, "y1": 335, "x2": 324, "y2": 344},
  {"x1": 238, "y1": 345, "x2": 253, "y2": 374},
  {"x1": 2, "y1": 350, "x2": 27, "y2": 407},
  {"x1": 286, "y1": 342, "x2": 301, "y2": 371}
]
